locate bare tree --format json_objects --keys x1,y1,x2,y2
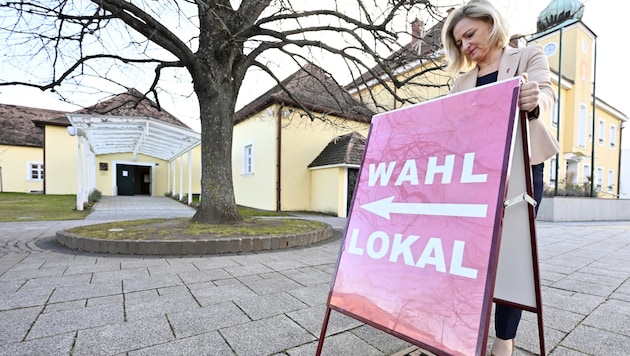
[{"x1": 0, "y1": 0, "x2": 449, "y2": 224}]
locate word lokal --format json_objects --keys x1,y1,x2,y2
[{"x1": 347, "y1": 228, "x2": 478, "y2": 279}]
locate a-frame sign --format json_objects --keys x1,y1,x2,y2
[{"x1": 317, "y1": 77, "x2": 545, "y2": 356}]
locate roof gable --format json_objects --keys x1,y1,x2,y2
[
  {"x1": 69, "y1": 89, "x2": 189, "y2": 128},
  {"x1": 348, "y1": 18, "x2": 446, "y2": 89},
  {"x1": 0, "y1": 104, "x2": 66, "y2": 147},
  {"x1": 235, "y1": 63, "x2": 374, "y2": 123},
  {"x1": 308, "y1": 131, "x2": 366, "y2": 168}
]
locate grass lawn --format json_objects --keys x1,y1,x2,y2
[{"x1": 0, "y1": 192, "x2": 92, "y2": 222}]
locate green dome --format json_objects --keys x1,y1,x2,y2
[{"x1": 536, "y1": 0, "x2": 585, "y2": 32}]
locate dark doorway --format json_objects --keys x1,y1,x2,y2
[
  {"x1": 117, "y1": 164, "x2": 135, "y2": 196},
  {"x1": 116, "y1": 164, "x2": 151, "y2": 196},
  {"x1": 134, "y1": 166, "x2": 151, "y2": 195},
  {"x1": 346, "y1": 168, "x2": 359, "y2": 215}
]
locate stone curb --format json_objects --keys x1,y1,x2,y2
[{"x1": 54, "y1": 225, "x2": 335, "y2": 255}]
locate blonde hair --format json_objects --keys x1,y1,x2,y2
[{"x1": 441, "y1": 0, "x2": 510, "y2": 74}]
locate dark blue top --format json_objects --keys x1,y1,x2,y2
[{"x1": 475, "y1": 71, "x2": 498, "y2": 87}]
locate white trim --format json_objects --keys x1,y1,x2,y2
[{"x1": 26, "y1": 161, "x2": 43, "y2": 181}]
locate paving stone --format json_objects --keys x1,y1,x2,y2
[
  {"x1": 124, "y1": 290, "x2": 199, "y2": 321},
  {"x1": 561, "y1": 324, "x2": 630, "y2": 356},
  {"x1": 167, "y1": 301, "x2": 250, "y2": 338},
  {"x1": 72, "y1": 316, "x2": 174, "y2": 355},
  {"x1": 221, "y1": 314, "x2": 315, "y2": 355},
  {"x1": 0, "y1": 332, "x2": 75, "y2": 356},
  {"x1": 234, "y1": 292, "x2": 307, "y2": 320},
  {"x1": 49, "y1": 281, "x2": 122, "y2": 303},
  {"x1": 0, "y1": 286, "x2": 53, "y2": 311},
  {"x1": 177, "y1": 268, "x2": 232, "y2": 284},
  {"x1": 0, "y1": 306, "x2": 43, "y2": 344},
  {"x1": 287, "y1": 283, "x2": 331, "y2": 306},
  {"x1": 287, "y1": 331, "x2": 382, "y2": 356},
  {"x1": 122, "y1": 274, "x2": 183, "y2": 293},
  {"x1": 286, "y1": 304, "x2": 363, "y2": 336},
  {"x1": 223, "y1": 263, "x2": 274, "y2": 278},
  {"x1": 239, "y1": 273, "x2": 302, "y2": 295},
  {"x1": 27, "y1": 302, "x2": 124, "y2": 339},
  {"x1": 90, "y1": 267, "x2": 149, "y2": 284},
  {"x1": 582, "y1": 302, "x2": 630, "y2": 336},
  {"x1": 190, "y1": 282, "x2": 257, "y2": 307},
  {"x1": 128, "y1": 331, "x2": 232, "y2": 355},
  {"x1": 351, "y1": 324, "x2": 414, "y2": 355}
]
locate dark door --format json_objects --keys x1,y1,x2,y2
[
  {"x1": 346, "y1": 168, "x2": 359, "y2": 215},
  {"x1": 117, "y1": 164, "x2": 135, "y2": 196},
  {"x1": 134, "y1": 166, "x2": 151, "y2": 195}
]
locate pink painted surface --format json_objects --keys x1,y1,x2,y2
[{"x1": 329, "y1": 78, "x2": 521, "y2": 356}]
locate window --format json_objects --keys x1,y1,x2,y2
[
  {"x1": 552, "y1": 101, "x2": 559, "y2": 126},
  {"x1": 608, "y1": 169, "x2": 615, "y2": 192},
  {"x1": 610, "y1": 124, "x2": 617, "y2": 149},
  {"x1": 583, "y1": 164, "x2": 591, "y2": 184},
  {"x1": 597, "y1": 119, "x2": 605, "y2": 145},
  {"x1": 28, "y1": 162, "x2": 44, "y2": 181},
  {"x1": 242, "y1": 144, "x2": 253, "y2": 175},
  {"x1": 550, "y1": 158, "x2": 556, "y2": 181},
  {"x1": 577, "y1": 104, "x2": 587, "y2": 148},
  {"x1": 596, "y1": 167, "x2": 603, "y2": 190}
]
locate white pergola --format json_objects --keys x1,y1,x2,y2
[{"x1": 66, "y1": 114, "x2": 201, "y2": 210}]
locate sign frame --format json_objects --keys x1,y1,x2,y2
[{"x1": 316, "y1": 77, "x2": 546, "y2": 356}]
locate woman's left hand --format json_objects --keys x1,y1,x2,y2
[{"x1": 519, "y1": 73, "x2": 540, "y2": 113}]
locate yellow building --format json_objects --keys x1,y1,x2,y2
[
  {"x1": 232, "y1": 64, "x2": 372, "y2": 217},
  {"x1": 349, "y1": 0, "x2": 627, "y2": 199},
  {"x1": 0, "y1": 105, "x2": 65, "y2": 193},
  {"x1": 528, "y1": 0, "x2": 628, "y2": 197},
  {"x1": 1, "y1": 90, "x2": 201, "y2": 209}
]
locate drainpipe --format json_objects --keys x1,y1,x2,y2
[
  {"x1": 276, "y1": 106, "x2": 283, "y2": 212},
  {"x1": 590, "y1": 36, "x2": 598, "y2": 197},
  {"x1": 554, "y1": 27, "x2": 563, "y2": 196}
]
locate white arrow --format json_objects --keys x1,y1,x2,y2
[{"x1": 360, "y1": 196, "x2": 488, "y2": 220}]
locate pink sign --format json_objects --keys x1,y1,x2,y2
[{"x1": 328, "y1": 78, "x2": 521, "y2": 356}]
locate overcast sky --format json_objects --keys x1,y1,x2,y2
[{"x1": 0, "y1": 0, "x2": 626, "y2": 143}]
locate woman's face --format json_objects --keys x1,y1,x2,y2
[{"x1": 452, "y1": 17, "x2": 494, "y2": 64}]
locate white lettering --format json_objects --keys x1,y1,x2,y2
[
  {"x1": 348, "y1": 228, "x2": 364, "y2": 255},
  {"x1": 425, "y1": 155, "x2": 455, "y2": 184},
  {"x1": 346, "y1": 229, "x2": 478, "y2": 279},
  {"x1": 368, "y1": 162, "x2": 396, "y2": 186},
  {"x1": 394, "y1": 160, "x2": 419, "y2": 186},
  {"x1": 389, "y1": 233, "x2": 420, "y2": 265},
  {"x1": 416, "y1": 237, "x2": 446, "y2": 272},
  {"x1": 450, "y1": 241, "x2": 478, "y2": 278},
  {"x1": 368, "y1": 153, "x2": 486, "y2": 187},
  {"x1": 461, "y1": 152, "x2": 487, "y2": 183},
  {"x1": 366, "y1": 231, "x2": 389, "y2": 259}
]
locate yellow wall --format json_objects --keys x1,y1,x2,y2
[
  {"x1": 167, "y1": 145, "x2": 202, "y2": 199},
  {"x1": 232, "y1": 106, "x2": 279, "y2": 211},
  {"x1": 532, "y1": 22, "x2": 625, "y2": 197},
  {"x1": 44, "y1": 125, "x2": 78, "y2": 195},
  {"x1": 354, "y1": 59, "x2": 451, "y2": 114},
  {"x1": 233, "y1": 104, "x2": 370, "y2": 213},
  {"x1": 280, "y1": 108, "x2": 369, "y2": 212},
  {"x1": 44, "y1": 124, "x2": 200, "y2": 197},
  {"x1": 309, "y1": 167, "x2": 342, "y2": 216},
  {"x1": 0, "y1": 144, "x2": 44, "y2": 193}
]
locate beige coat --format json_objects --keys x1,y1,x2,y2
[{"x1": 450, "y1": 45, "x2": 560, "y2": 165}]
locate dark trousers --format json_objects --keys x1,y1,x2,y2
[{"x1": 495, "y1": 163, "x2": 544, "y2": 339}]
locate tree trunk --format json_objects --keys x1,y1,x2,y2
[{"x1": 191, "y1": 64, "x2": 243, "y2": 224}]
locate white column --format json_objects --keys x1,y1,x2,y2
[
  {"x1": 179, "y1": 156, "x2": 183, "y2": 200},
  {"x1": 167, "y1": 161, "x2": 171, "y2": 196},
  {"x1": 187, "y1": 151, "x2": 193, "y2": 204},
  {"x1": 76, "y1": 137, "x2": 84, "y2": 211}
]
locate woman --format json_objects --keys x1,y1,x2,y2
[{"x1": 441, "y1": 0, "x2": 559, "y2": 355}]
